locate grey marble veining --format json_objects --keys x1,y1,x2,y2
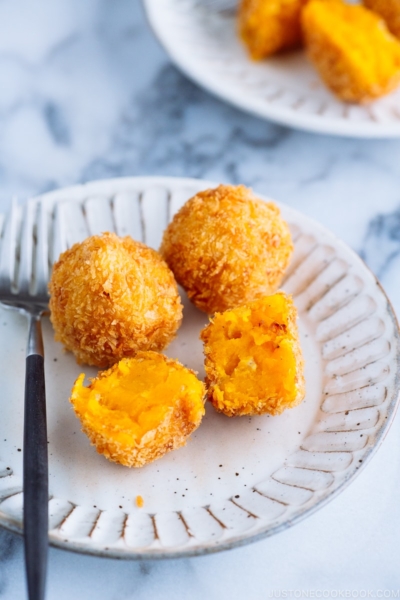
[{"x1": 1, "y1": 0, "x2": 400, "y2": 598}]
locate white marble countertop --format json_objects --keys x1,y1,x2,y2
[{"x1": 1, "y1": 0, "x2": 400, "y2": 598}]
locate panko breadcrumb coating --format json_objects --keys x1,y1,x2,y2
[
  {"x1": 364, "y1": 0, "x2": 400, "y2": 39},
  {"x1": 160, "y1": 185, "x2": 293, "y2": 315},
  {"x1": 201, "y1": 293, "x2": 305, "y2": 417},
  {"x1": 49, "y1": 233, "x2": 182, "y2": 368},
  {"x1": 70, "y1": 352, "x2": 206, "y2": 467},
  {"x1": 302, "y1": 0, "x2": 400, "y2": 103},
  {"x1": 239, "y1": 0, "x2": 308, "y2": 60}
]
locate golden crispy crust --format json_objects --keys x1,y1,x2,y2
[
  {"x1": 160, "y1": 185, "x2": 293, "y2": 315},
  {"x1": 302, "y1": 0, "x2": 400, "y2": 103},
  {"x1": 201, "y1": 292, "x2": 305, "y2": 417},
  {"x1": 239, "y1": 0, "x2": 308, "y2": 60},
  {"x1": 364, "y1": 0, "x2": 400, "y2": 39},
  {"x1": 78, "y1": 400, "x2": 200, "y2": 468},
  {"x1": 70, "y1": 352, "x2": 206, "y2": 467},
  {"x1": 49, "y1": 232, "x2": 183, "y2": 368}
]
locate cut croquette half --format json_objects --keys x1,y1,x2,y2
[
  {"x1": 302, "y1": 0, "x2": 400, "y2": 103},
  {"x1": 70, "y1": 352, "x2": 206, "y2": 468},
  {"x1": 201, "y1": 293, "x2": 305, "y2": 417},
  {"x1": 239, "y1": 0, "x2": 308, "y2": 60}
]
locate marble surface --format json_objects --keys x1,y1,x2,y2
[{"x1": 1, "y1": 0, "x2": 400, "y2": 597}]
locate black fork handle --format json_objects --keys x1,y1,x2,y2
[{"x1": 23, "y1": 316, "x2": 48, "y2": 600}]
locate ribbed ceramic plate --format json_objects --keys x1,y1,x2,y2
[
  {"x1": 0, "y1": 176, "x2": 399, "y2": 559},
  {"x1": 144, "y1": 0, "x2": 400, "y2": 138}
]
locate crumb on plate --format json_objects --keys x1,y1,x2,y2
[{"x1": 135, "y1": 495, "x2": 144, "y2": 508}]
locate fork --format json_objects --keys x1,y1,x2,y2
[{"x1": 0, "y1": 198, "x2": 50, "y2": 600}]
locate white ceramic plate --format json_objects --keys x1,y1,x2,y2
[
  {"x1": 143, "y1": 0, "x2": 400, "y2": 138},
  {"x1": 0, "y1": 176, "x2": 399, "y2": 559}
]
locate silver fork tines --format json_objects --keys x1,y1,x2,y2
[
  {"x1": 0, "y1": 199, "x2": 49, "y2": 307},
  {"x1": 0, "y1": 197, "x2": 19, "y2": 296},
  {"x1": 33, "y1": 201, "x2": 50, "y2": 298}
]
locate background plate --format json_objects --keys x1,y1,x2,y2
[
  {"x1": 0, "y1": 176, "x2": 399, "y2": 559},
  {"x1": 143, "y1": 0, "x2": 400, "y2": 138}
]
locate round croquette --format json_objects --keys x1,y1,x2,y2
[
  {"x1": 49, "y1": 232, "x2": 183, "y2": 367},
  {"x1": 160, "y1": 185, "x2": 293, "y2": 315}
]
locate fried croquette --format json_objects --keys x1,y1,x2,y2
[
  {"x1": 70, "y1": 352, "x2": 206, "y2": 467},
  {"x1": 49, "y1": 232, "x2": 182, "y2": 368},
  {"x1": 302, "y1": 0, "x2": 400, "y2": 103},
  {"x1": 160, "y1": 185, "x2": 293, "y2": 315},
  {"x1": 239, "y1": 0, "x2": 308, "y2": 60},
  {"x1": 363, "y1": 0, "x2": 400, "y2": 39},
  {"x1": 200, "y1": 293, "x2": 305, "y2": 417}
]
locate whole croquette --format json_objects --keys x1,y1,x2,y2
[
  {"x1": 49, "y1": 232, "x2": 182, "y2": 368},
  {"x1": 364, "y1": 0, "x2": 400, "y2": 39},
  {"x1": 239, "y1": 0, "x2": 308, "y2": 60},
  {"x1": 160, "y1": 185, "x2": 293, "y2": 315},
  {"x1": 70, "y1": 352, "x2": 206, "y2": 467},
  {"x1": 302, "y1": 0, "x2": 400, "y2": 103},
  {"x1": 200, "y1": 293, "x2": 305, "y2": 417}
]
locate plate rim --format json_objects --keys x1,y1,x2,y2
[
  {"x1": 142, "y1": 0, "x2": 400, "y2": 139},
  {"x1": 1, "y1": 175, "x2": 399, "y2": 560}
]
